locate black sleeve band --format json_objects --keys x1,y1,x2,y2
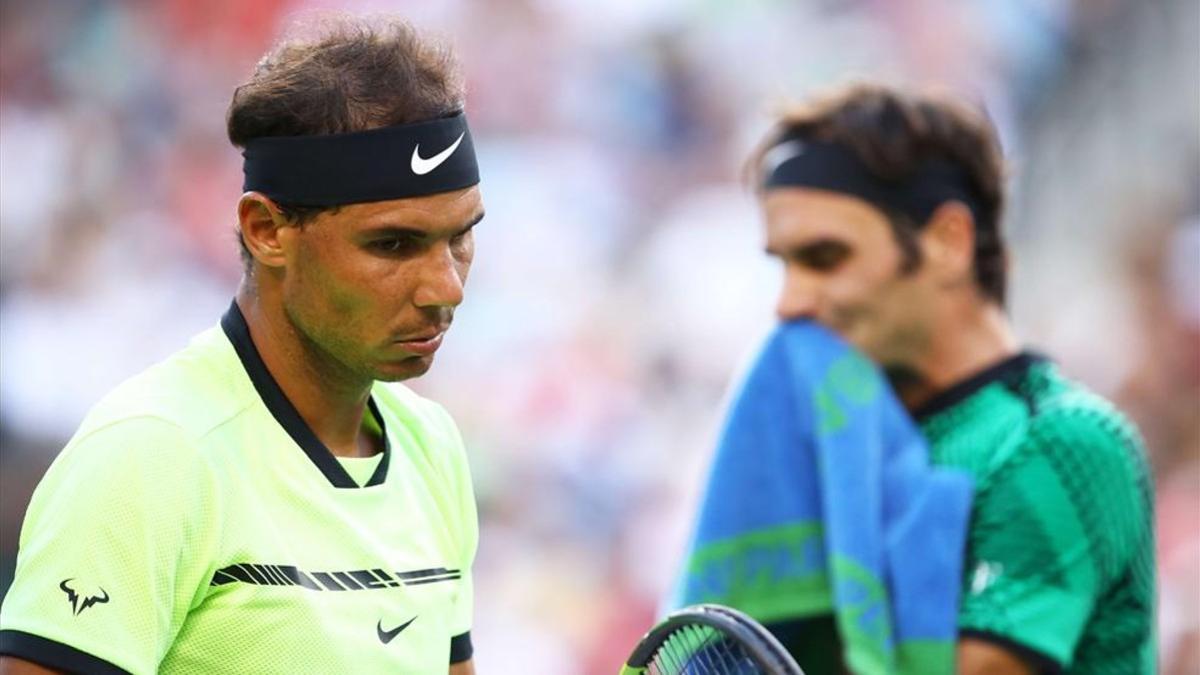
[
  {"x1": 449, "y1": 631, "x2": 473, "y2": 663},
  {"x1": 0, "y1": 630, "x2": 131, "y2": 675},
  {"x1": 961, "y1": 629, "x2": 1064, "y2": 674}
]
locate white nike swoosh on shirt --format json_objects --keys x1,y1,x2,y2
[{"x1": 410, "y1": 133, "x2": 466, "y2": 175}]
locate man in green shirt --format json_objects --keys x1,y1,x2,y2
[
  {"x1": 749, "y1": 84, "x2": 1155, "y2": 674},
  {"x1": 1, "y1": 15, "x2": 483, "y2": 675}
]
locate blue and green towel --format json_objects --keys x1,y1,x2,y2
[{"x1": 669, "y1": 322, "x2": 973, "y2": 674}]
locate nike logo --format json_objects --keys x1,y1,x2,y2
[
  {"x1": 969, "y1": 561, "x2": 1004, "y2": 595},
  {"x1": 377, "y1": 616, "x2": 417, "y2": 644},
  {"x1": 411, "y1": 133, "x2": 465, "y2": 175},
  {"x1": 760, "y1": 139, "x2": 806, "y2": 176},
  {"x1": 59, "y1": 578, "x2": 110, "y2": 616}
]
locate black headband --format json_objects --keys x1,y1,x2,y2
[
  {"x1": 760, "y1": 136, "x2": 985, "y2": 226},
  {"x1": 242, "y1": 111, "x2": 479, "y2": 207}
]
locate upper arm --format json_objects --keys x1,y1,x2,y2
[
  {"x1": 956, "y1": 407, "x2": 1150, "y2": 669},
  {"x1": 0, "y1": 656, "x2": 63, "y2": 675},
  {"x1": 0, "y1": 418, "x2": 219, "y2": 675},
  {"x1": 446, "y1": 417, "x2": 477, "y2": 667},
  {"x1": 957, "y1": 637, "x2": 1036, "y2": 675},
  {"x1": 425, "y1": 400, "x2": 478, "y2": 638},
  {"x1": 419, "y1": 398, "x2": 479, "y2": 668}
]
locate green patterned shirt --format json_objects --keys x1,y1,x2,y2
[{"x1": 918, "y1": 353, "x2": 1155, "y2": 674}]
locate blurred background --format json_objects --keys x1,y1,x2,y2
[{"x1": 1, "y1": 0, "x2": 1197, "y2": 672}]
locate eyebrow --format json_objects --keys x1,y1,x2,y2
[
  {"x1": 765, "y1": 237, "x2": 845, "y2": 258},
  {"x1": 362, "y1": 211, "x2": 485, "y2": 239},
  {"x1": 460, "y1": 210, "x2": 486, "y2": 234}
]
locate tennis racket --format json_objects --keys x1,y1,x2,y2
[{"x1": 619, "y1": 603, "x2": 805, "y2": 675}]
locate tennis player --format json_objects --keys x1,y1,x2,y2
[
  {"x1": 750, "y1": 84, "x2": 1155, "y2": 674},
  {"x1": 0, "y1": 16, "x2": 482, "y2": 674}
]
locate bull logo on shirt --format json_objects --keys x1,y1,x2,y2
[{"x1": 59, "y1": 578, "x2": 110, "y2": 616}]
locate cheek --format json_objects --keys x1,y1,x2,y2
[
  {"x1": 867, "y1": 275, "x2": 933, "y2": 349},
  {"x1": 454, "y1": 256, "x2": 473, "y2": 288},
  {"x1": 825, "y1": 266, "x2": 887, "y2": 315},
  {"x1": 287, "y1": 241, "x2": 385, "y2": 337},
  {"x1": 824, "y1": 257, "x2": 910, "y2": 334},
  {"x1": 454, "y1": 238, "x2": 475, "y2": 283}
]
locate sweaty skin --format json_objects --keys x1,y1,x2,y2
[{"x1": 238, "y1": 186, "x2": 484, "y2": 458}]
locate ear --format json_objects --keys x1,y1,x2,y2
[
  {"x1": 237, "y1": 192, "x2": 291, "y2": 269},
  {"x1": 920, "y1": 201, "x2": 975, "y2": 285}
]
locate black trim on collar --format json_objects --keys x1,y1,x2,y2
[
  {"x1": 0, "y1": 630, "x2": 132, "y2": 674},
  {"x1": 912, "y1": 351, "x2": 1047, "y2": 422},
  {"x1": 220, "y1": 300, "x2": 390, "y2": 489}
]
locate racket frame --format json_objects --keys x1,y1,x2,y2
[{"x1": 619, "y1": 603, "x2": 804, "y2": 675}]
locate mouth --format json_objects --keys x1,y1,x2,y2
[{"x1": 393, "y1": 325, "x2": 450, "y2": 356}]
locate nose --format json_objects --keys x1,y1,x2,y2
[
  {"x1": 775, "y1": 266, "x2": 820, "y2": 321},
  {"x1": 413, "y1": 246, "x2": 465, "y2": 309}
]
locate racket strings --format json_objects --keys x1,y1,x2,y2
[{"x1": 647, "y1": 624, "x2": 759, "y2": 674}]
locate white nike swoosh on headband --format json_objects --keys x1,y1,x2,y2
[
  {"x1": 411, "y1": 132, "x2": 466, "y2": 176},
  {"x1": 761, "y1": 140, "x2": 806, "y2": 177}
]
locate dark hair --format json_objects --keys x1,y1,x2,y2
[
  {"x1": 750, "y1": 83, "x2": 1008, "y2": 306},
  {"x1": 227, "y1": 15, "x2": 466, "y2": 268}
]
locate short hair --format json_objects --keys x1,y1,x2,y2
[
  {"x1": 750, "y1": 83, "x2": 1009, "y2": 306},
  {"x1": 226, "y1": 15, "x2": 465, "y2": 268}
]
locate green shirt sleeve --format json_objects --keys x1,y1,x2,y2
[
  {"x1": 0, "y1": 417, "x2": 220, "y2": 675},
  {"x1": 439, "y1": 402, "x2": 478, "y2": 641},
  {"x1": 956, "y1": 404, "x2": 1150, "y2": 667}
]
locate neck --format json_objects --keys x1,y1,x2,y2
[
  {"x1": 891, "y1": 298, "x2": 1018, "y2": 411},
  {"x1": 236, "y1": 284, "x2": 378, "y2": 458}
]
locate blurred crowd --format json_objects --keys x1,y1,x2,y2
[{"x1": 1, "y1": 0, "x2": 1197, "y2": 672}]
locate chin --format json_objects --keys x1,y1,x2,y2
[
  {"x1": 847, "y1": 341, "x2": 903, "y2": 372},
  {"x1": 836, "y1": 330, "x2": 876, "y2": 358},
  {"x1": 833, "y1": 324, "x2": 887, "y2": 364},
  {"x1": 373, "y1": 356, "x2": 434, "y2": 382}
]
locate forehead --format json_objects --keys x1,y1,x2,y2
[
  {"x1": 325, "y1": 185, "x2": 484, "y2": 233},
  {"x1": 762, "y1": 187, "x2": 892, "y2": 250}
]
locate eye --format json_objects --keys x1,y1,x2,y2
[
  {"x1": 449, "y1": 228, "x2": 476, "y2": 255},
  {"x1": 798, "y1": 241, "x2": 850, "y2": 271},
  {"x1": 369, "y1": 236, "x2": 420, "y2": 255}
]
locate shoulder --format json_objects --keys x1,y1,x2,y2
[
  {"x1": 23, "y1": 412, "x2": 223, "y2": 561},
  {"x1": 1020, "y1": 369, "x2": 1148, "y2": 480},
  {"x1": 998, "y1": 370, "x2": 1153, "y2": 562},
  {"x1": 373, "y1": 383, "x2": 476, "y2": 533},
  {"x1": 52, "y1": 326, "x2": 254, "y2": 486},
  {"x1": 44, "y1": 414, "x2": 218, "y2": 510},
  {"x1": 372, "y1": 382, "x2": 473, "y2": 494},
  {"x1": 372, "y1": 382, "x2": 464, "y2": 446},
  {"x1": 76, "y1": 326, "x2": 256, "y2": 446}
]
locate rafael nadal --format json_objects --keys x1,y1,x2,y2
[{"x1": 1, "y1": 15, "x2": 482, "y2": 674}]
